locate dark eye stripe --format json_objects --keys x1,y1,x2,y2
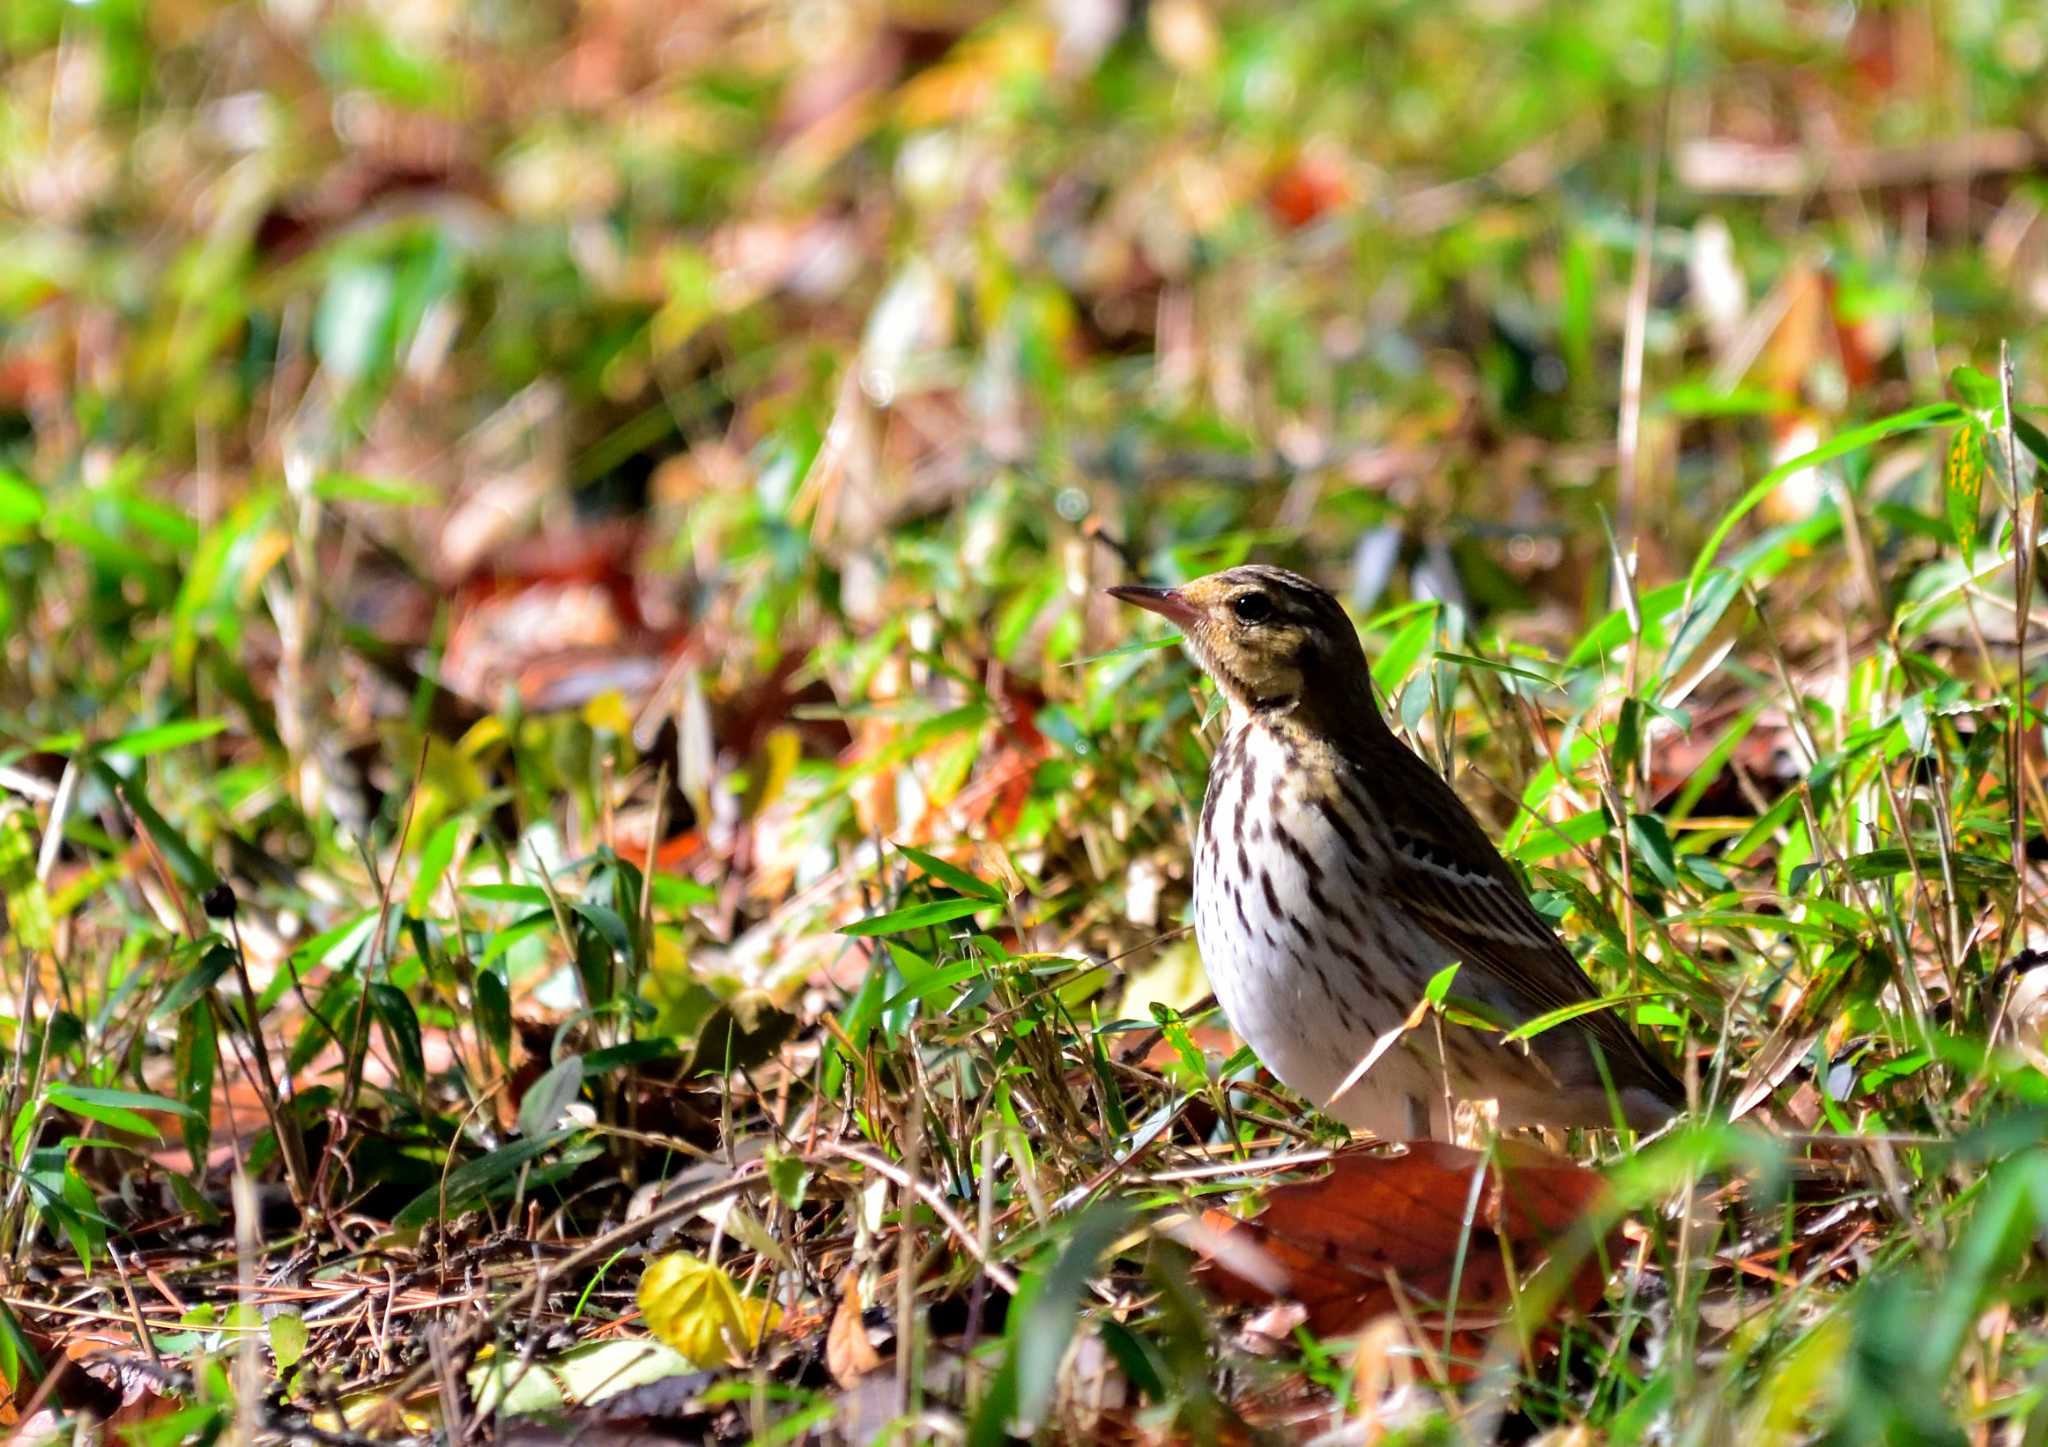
[
  {"x1": 1220, "y1": 565, "x2": 1357, "y2": 637},
  {"x1": 1244, "y1": 569, "x2": 1332, "y2": 612}
]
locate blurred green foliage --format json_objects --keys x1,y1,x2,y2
[{"x1": 9, "y1": 0, "x2": 2048, "y2": 1439}]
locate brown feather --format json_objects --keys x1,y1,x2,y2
[{"x1": 1348, "y1": 719, "x2": 1684, "y2": 1107}]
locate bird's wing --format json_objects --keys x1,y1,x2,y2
[{"x1": 1361, "y1": 746, "x2": 1683, "y2": 1103}]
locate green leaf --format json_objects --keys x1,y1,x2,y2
[
  {"x1": 470, "y1": 1340, "x2": 694, "y2": 1416},
  {"x1": 315, "y1": 260, "x2": 398, "y2": 383},
  {"x1": 474, "y1": 969, "x2": 512, "y2": 1069},
  {"x1": 518, "y1": 1055, "x2": 585, "y2": 1138},
  {"x1": 1565, "y1": 580, "x2": 1688, "y2": 667},
  {"x1": 312, "y1": 473, "x2": 437, "y2": 507},
  {"x1": 894, "y1": 844, "x2": 1005, "y2": 902},
  {"x1": 1687, "y1": 402, "x2": 1962, "y2": 594},
  {"x1": 480, "y1": 912, "x2": 554, "y2": 966},
  {"x1": 0, "y1": 472, "x2": 45, "y2": 533},
  {"x1": 1659, "y1": 381, "x2": 1786, "y2": 417},
  {"x1": 292, "y1": 909, "x2": 379, "y2": 972},
  {"x1": 1068, "y1": 634, "x2": 1185, "y2": 666},
  {"x1": 1508, "y1": 807, "x2": 1610, "y2": 864},
  {"x1": 368, "y1": 983, "x2": 425, "y2": 1093},
  {"x1": 408, "y1": 816, "x2": 466, "y2": 917},
  {"x1": 0, "y1": 809, "x2": 52, "y2": 952},
  {"x1": 878, "y1": 957, "x2": 986, "y2": 1015},
  {"x1": 392, "y1": 1131, "x2": 571, "y2": 1229},
  {"x1": 1944, "y1": 420, "x2": 1990, "y2": 563},
  {"x1": 825, "y1": 960, "x2": 888, "y2": 1098},
  {"x1": 838, "y1": 896, "x2": 992, "y2": 937},
  {"x1": 175, "y1": 1005, "x2": 215, "y2": 1169},
  {"x1": 98, "y1": 762, "x2": 219, "y2": 894},
  {"x1": 45, "y1": 1084, "x2": 197, "y2": 1139},
  {"x1": 158, "y1": 941, "x2": 234, "y2": 1016},
  {"x1": 1424, "y1": 962, "x2": 1461, "y2": 1007},
  {"x1": 1371, "y1": 607, "x2": 1438, "y2": 692},
  {"x1": 2012, "y1": 413, "x2": 2048, "y2": 474},
  {"x1": 1950, "y1": 364, "x2": 2001, "y2": 412},
  {"x1": 0, "y1": 1303, "x2": 46, "y2": 1391},
  {"x1": 1660, "y1": 568, "x2": 1741, "y2": 690},
  {"x1": 464, "y1": 883, "x2": 552, "y2": 906},
  {"x1": 110, "y1": 488, "x2": 199, "y2": 550},
  {"x1": 572, "y1": 911, "x2": 620, "y2": 1009},
  {"x1": 1433, "y1": 650, "x2": 1560, "y2": 690},
  {"x1": 54, "y1": 1085, "x2": 200, "y2": 1118},
  {"x1": 1627, "y1": 813, "x2": 1681, "y2": 892},
  {"x1": 1840, "y1": 849, "x2": 2013, "y2": 889},
  {"x1": 1899, "y1": 692, "x2": 1932, "y2": 756},
  {"x1": 171, "y1": 489, "x2": 281, "y2": 673},
  {"x1": 764, "y1": 1149, "x2": 808, "y2": 1212},
  {"x1": 1502, "y1": 991, "x2": 1668, "y2": 1043},
  {"x1": 581, "y1": 1038, "x2": 682, "y2": 1074},
  {"x1": 269, "y1": 1312, "x2": 309, "y2": 1371},
  {"x1": 101, "y1": 719, "x2": 227, "y2": 759},
  {"x1": 649, "y1": 874, "x2": 717, "y2": 911},
  {"x1": 283, "y1": 979, "x2": 356, "y2": 1081},
  {"x1": 1009, "y1": 1204, "x2": 1132, "y2": 1437},
  {"x1": 1605, "y1": 695, "x2": 1643, "y2": 781},
  {"x1": 122, "y1": 1404, "x2": 223, "y2": 1447}
]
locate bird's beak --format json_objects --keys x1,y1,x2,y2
[{"x1": 1107, "y1": 584, "x2": 1200, "y2": 629}]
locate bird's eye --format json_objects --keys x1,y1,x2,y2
[{"x1": 1231, "y1": 593, "x2": 1274, "y2": 624}]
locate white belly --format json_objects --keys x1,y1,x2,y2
[{"x1": 1192, "y1": 727, "x2": 1452, "y2": 1139}]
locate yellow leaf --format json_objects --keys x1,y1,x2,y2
[
  {"x1": 894, "y1": 19, "x2": 1053, "y2": 128},
  {"x1": 1944, "y1": 420, "x2": 1989, "y2": 563},
  {"x1": 458, "y1": 715, "x2": 509, "y2": 760},
  {"x1": 652, "y1": 244, "x2": 719, "y2": 355},
  {"x1": 314, "y1": 1393, "x2": 432, "y2": 1437},
  {"x1": 650, "y1": 928, "x2": 690, "y2": 980},
  {"x1": 582, "y1": 689, "x2": 635, "y2": 739},
  {"x1": 235, "y1": 528, "x2": 292, "y2": 606},
  {"x1": 637, "y1": 1253, "x2": 781, "y2": 1368},
  {"x1": 746, "y1": 726, "x2": 802, "y2": 816},
  {"x1": 0, "y1": 808, "x2": 52, "y2": 952}
]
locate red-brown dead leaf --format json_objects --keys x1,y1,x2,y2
[
  {"x1": 1191, "y1": 1142, "x2": 1617, "y2": 1354},
  {"x1": 438, "y1": 520, "x2": 680, "y2": 712},
  {"x1": 1266, "y1": 144, "x2": 1355, "y2": 229}
]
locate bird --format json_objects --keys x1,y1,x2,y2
[{"x1": 1109, "y1": 564, "x2": 1684, "y2": 1141}]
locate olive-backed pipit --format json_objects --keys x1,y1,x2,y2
[{"x1": 1112, "y1": 565, "x2": 1682, "y2": 1140}]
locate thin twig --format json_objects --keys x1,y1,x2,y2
[
  {"x1": 2003, "y1": 342, "x2": 2036, "y2": 941},
  {"x1": 825, "y1": 1144, "x2": 1022, "y2": 1296},
  {"x1": 227, "y1": 914, "x2": 312, "y2": 1210},
  {"x1": 1613, "y1": 0, "x2": 1682, "y2": 538}
]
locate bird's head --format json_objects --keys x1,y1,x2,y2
[{"x1": 1109, "y1": 564, "x2": 1376, "y2": 726}]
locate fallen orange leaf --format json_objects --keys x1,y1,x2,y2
[
  {"x1": 826, "y1": 1271, "x2": 884, "y2": 1386},
  {"x1": 1191, "y1": 1142, "x2": 1618, "y2": 1357}
]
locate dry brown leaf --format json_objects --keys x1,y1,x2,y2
[
  {"x1": 1758, "y1": 262, "x2": 1829, "y2": 405},
  {"x1": 826, "y1": 1270, "x2": 884, "y2": 1386},
  {"x1": 1350, "y1": 1313, "x2": 1417, "y2": 1409}
]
